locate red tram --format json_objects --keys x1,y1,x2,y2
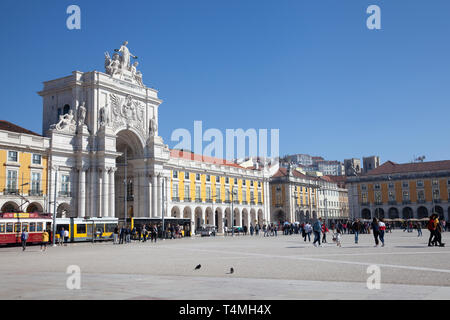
[{"x1": 0, "y1": 212, "x2": 53, "y2": 245}]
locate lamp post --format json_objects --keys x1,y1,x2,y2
[
  {"x1": 230, "y1": 186, "x2": 237, "y2": 237},
  {"x1": 52, "y1": 166, "x2": 58, "y2": 246}
]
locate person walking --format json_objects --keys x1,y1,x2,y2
[
  {"x1": 321, "y1": 222, "x2": 329, "y2": 243},
  {"x1": 59, "y1": 228, "x2": 65, "y2": 246},
  {"x1": 312, "y1": 218, "x2": 322, "y2": 247},
  {"x1": 41, "y1": 229, "x2": 49, "y2": 251},
  {"x1": 250, "y1": 224, "x2": 254, "y2": 236},
  {"x1": 416, "y1": 222, "x2": 422, "y2": 237},
  {"x1": 64, "y1": 228, "x2": 69, "y2": 246},
  {"x1": 304, "y1": 222, "x2": 312, "y2": 242},
  {"x1": 371, "y1": 217, "x2": 380, "y2": 247},
  {"x1": 378, "y1": 218, "x2": 386, "y2": 247},
  {"x1": 352, "y1": 219, "x2": 360, "y2": 244},
  {"x1": 113, "y1": 226, "x2": 119, "y2": 244},
  {"x1": 21, "y1": 227, "x2": 29, "y2": 251}
]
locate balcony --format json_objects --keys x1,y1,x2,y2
[
  {"x1": 275, "y1": 204, "x2": 283, "y2": 208},
  {"x1": 59, "y1": 191, "x2": 72, "y2": 197},
  {"x1": 29, "y1": 190, "x2": 43, "y2": 197},
  {"x1": 205, "y1": 198, "x2": 213, "y2": 203},
  {"x1": 224, "y1": 200, "x2": 231, "y2": 204},
  {"x1": 375, "y1": 201, "x2": 383, "y2": 206},
  {"x1": 195, "y1": 198, "x2": 202, "y2": 203},
  {"x1": 417, "y1": 199, "x2": 426, "y2": 204},
  {"x1": 388, "y1": 201, "x2": 397, "y2": 205},
  {"x1": 172, "y1": 197, "x2": 180, "y2": 202},
  {"x1": 242, "y1": 200, "x2": 248, "y2": 205},
  {"x1": 3, "y1": 188, "x2": 19, "y2": 195},
  {"x1": 361, "y1": 202, "x2": 369, "y2": 206},
  {"x1": 402, "y1": 200, "x2": 411, "y2": 205},
  {"x1": 184, "y1": 197, "x2": 191, "y2": 202},
  {"x1": 433, "y1": 199, "x2": 441, "y2": 204}
]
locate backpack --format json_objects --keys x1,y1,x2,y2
[{"x1": 427, "y1": 220, "x2": 435, "y2": 231}]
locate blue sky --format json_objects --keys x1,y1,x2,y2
[{"x1": 1, "y1": 0, "x2": 449, "y2": 164}]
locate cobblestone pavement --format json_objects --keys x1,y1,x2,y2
[{"x1": 0, "y1": 230, "x2": 449, "y2": 299}]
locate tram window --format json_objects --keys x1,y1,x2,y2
[
  {"x1": 105, "y1": 224, "x2": 116, "y2": 233},
  {"x1": 95, "y1": 224, "x2": 105, "y2": 232},
  {"x1": 6, "y1": 223, "x2": 13, "y2": 233},
  {"x1": 22, "y1": 223, "x2": 29, "y2": 232},
  {"x1": 0, "y1": 223, "x2": 4, "y2": 233},
  {"x1": 29, "y1": 222, "x2": 36, "y2": 232},
  {"x1": 37, "y1": 223, "x2": 43, "y2": 232},
  {"x1": 77, "y1": 224, "x2": 86, "y2": 234},
  {"x1": 14, "y1": 223, "x2": 21, "y2": 233}
]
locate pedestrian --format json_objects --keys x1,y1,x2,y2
[
  {"x1": 321, "y1": 222, "x2": 328, "y2": 243},
  {"x1": 430, "y1": 215, "x2": 445, "y2": 247},
  {"x1": 119, "y1": 226, "x2": 125, "y2": 244},
  {"x1": 142, "y1": 225, "x2": 148, "y2": 242},
  {"x1": 378, "y1": 218, "x2": 386, "y2": 247},
  {"x1": 416, "y1": 222, "x2": 422, "y2": 237},
  {"x1": 125, "y1": 226, "x2": 131, "y2": 243},
  {"x1": 64, "y1": 228, "x2": 69, "y2": 246},
  {"x1": 224, "y1": 225, "x2": 228, "y2": 236},
  {"x1": 312, "y1": 218, "x2": 322, "y2": 247},
  {"x1": 21, "y1": 227, "x2": 29, "y2": 251},
  {"x1": 243, "y1": 225, "x2": 248, "y2": 236},
  {"x1": 352, "y1": 219, "x2": 360, "y2": 244},
  {"x1": 113, "y1": 226, "x2": 119, "y2": 244},
  {"x1": 304, "y1": 222, "x2": 312, "y2": 242},
  {"x1": 255, "y1": 224, "x2": 259, "y2": 236},
  {"x1": 59, "y1": 228, "x2": 65, "y2": 246},
  {"x1": 41, "y1": 229, "x2": 49, "y2": 251},
  {"x1": 371, "y1": 217, "x2": 380, "y2": 247},
  {"x1": 250, "y1": 224, "x2": 254, "y2": 236}
]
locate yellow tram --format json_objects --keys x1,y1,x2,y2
[{"x1": 55, "y1": 217, "x2": 119, "y2": 242}]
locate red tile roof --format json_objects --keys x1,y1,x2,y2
[
  {"x1": 365, "y1": 160, "x2": 450, "y2": 176},
  {"x1": 0, "y1": 120, "x2": 42, "y2": 137},
  {"x1": 170, "y1": 149, "x2": 244, "y2": 169}
]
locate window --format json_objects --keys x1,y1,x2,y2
[
  {"x1": 375, "y1": 191, "x2": 382, "y2": 204},
  {"x1": 31, "y1": 172, "x2": 41, "y2": 195},
  {"x1": 243, "y1": 180, "x2": 246, "y2": 186},
  {"x1": 258, "y1": 192, "x2": 262, "y2": 203},
  {"x1": 251, "y1": 181, "x2": 254, "y2": 187},
  {"x1": 7, "y1": 170, "x2": 18, "y2": 192},
  {"x1": 361, "y1": 193, "x2": 368, "y2": 203},
  {"x1": 77, "y1": 224, "x2": 86, "y2": 234},
  {"x1": 225, "y1": 189, "x2": 230, "y2": 201},
  {"x1": 388, "y1": 191, "x2": 395, "y2": 201},
  {"x1": 388, "y1": 182, "x2": 394, "y2": 189},
  {"x1": 206, "y1": 187, "x2": 211, "y2": 200},
  {"x1": 14, "y1": 223, "x2": 21, "y2": 233},
  {"x1": 250, "y1": 191, "x2": 254, "y2": 203},
  {"x1": 105, "y1": 224, "x2": 116, "y2": 233},
  {"x1": 258, "y1": 181, "x2": 261, "y2": 187},
  {"x1": 6, "y1": 223, "x2": 13, "y2": 233},
  {"x1": 8, "y1": 151, "x2": 18, "y2": 162},
  {"x1": 196, "y1": 174, "x2": 200, "y2": 181},
  {"x1": 0, "y1": 223, "x2": 4, "y2": 233},
  {"x1": 374, "y1": 183, "x2": 380, "y2": 190},
  {"x1": 173, "y1": 171, "x2": 178, "y2": 179},
  {"x1": 402, "y1": 191, "x2": 410, "y2": 201},
  {"x1": 433, "y1": 189, "x2": 440, "y2": 199},
  {"x1": 216, "y1": 185, "x2": 220, "y2": 201},
  {"x1": 32, "y1": 154, "x2": 42, "y2": 165},
  {"x1": 225, "y1": 177, "x2": 229, "y2": 184},
  {"x1": 206, "y1": 175, "x2": 210, "y2": 182},
  {"x1": 185, "y1": 172, "x2": 189, "y2": 180},
  {"x1": 61, "y1": 175, "x2": 70, "y2": 195},
  {"x1": 417, "y1": 190, "x2": 425, "y2": 201},
  {"x1": 242, "y1": 190, "x2": 247, "y2": 202},
  {"x1": 184, "y1": 185, "x2": 190, "y2": 200},
  {"x1": 127, "y1": 181, "x2": 133, "y2": 200},
  {"x1": 361, "y1": 184, "x2": 367, "y2": 191},
  {"x1": 402, "y1": 181, "x2": 409, "y2": 189},
  {"x1": 432, "y1": 180, "x2": 439, "y2": 187},
  {"x1": 29, "y1": 222, "x2": 36, "y2": 232},
  {"x1": 36, "y1": 223, "x2": 43, "y2": 232},
  {"x1": 173, "y1": 184, "x2": 179, "y2": 198},
  {"x1": 417, "y1": 180, "x2": 424, "y2": 188},
  {"x1": 195, "y1": 186, "x2": 201, "y2": 200}
]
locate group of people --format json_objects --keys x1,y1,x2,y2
[
  {"x1": 112, "y1": 223, "x2": 184, "y2": 244},
  {"x1": 427, "y1": 214, "x2": 445, "y2": 247}
]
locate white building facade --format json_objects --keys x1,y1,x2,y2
[{"x1": 36, "y1": 42, "x2": 271, "y2": 232}]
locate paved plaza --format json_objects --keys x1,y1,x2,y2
[{"x1": 0, "y1": 230, "x2": 449, "y2": 300}]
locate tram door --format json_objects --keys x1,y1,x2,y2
[{"x1": 69, "y1": 218, "x2": 75, "y2": 242}]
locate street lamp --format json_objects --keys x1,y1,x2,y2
[{"x1": 230, "y1": 186, "x2": 237, "y2": 237}]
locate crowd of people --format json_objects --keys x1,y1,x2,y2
[{"x1": 112, "y1": 223, "x2": 185, "y2": 244}]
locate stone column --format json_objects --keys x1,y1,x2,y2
[
  {"x1": 90, "y1": 167, "x2": 97, "y2": 217},
  {"x1": 157, "y1": 175, "x2": 163, "y2": 217},
  {"x1": 78, "y1": 167, "x2": 86, "y2": 218},
  {"x1": 109, "y1": 168, "x2": 116, "y2": 218},
  {"x1": 147, "y1": 175, "x2": 152, "y2": 218},
  {"x1": 152, "y1": 175, "x2": 157, "y2": 217},
  {"x1": 133, "y1": 173, "x2": 140, "y2": 217},
  {"x1": 102, "y1": 168, "x2": 109, "y2": 218}
]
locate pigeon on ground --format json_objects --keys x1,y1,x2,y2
[
  {"x1": 194, "y1": 264, "x2": 201, "y2": 270},
  {"x1": 229, "y1": 267, "x2": 234, "y2": 274}
]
